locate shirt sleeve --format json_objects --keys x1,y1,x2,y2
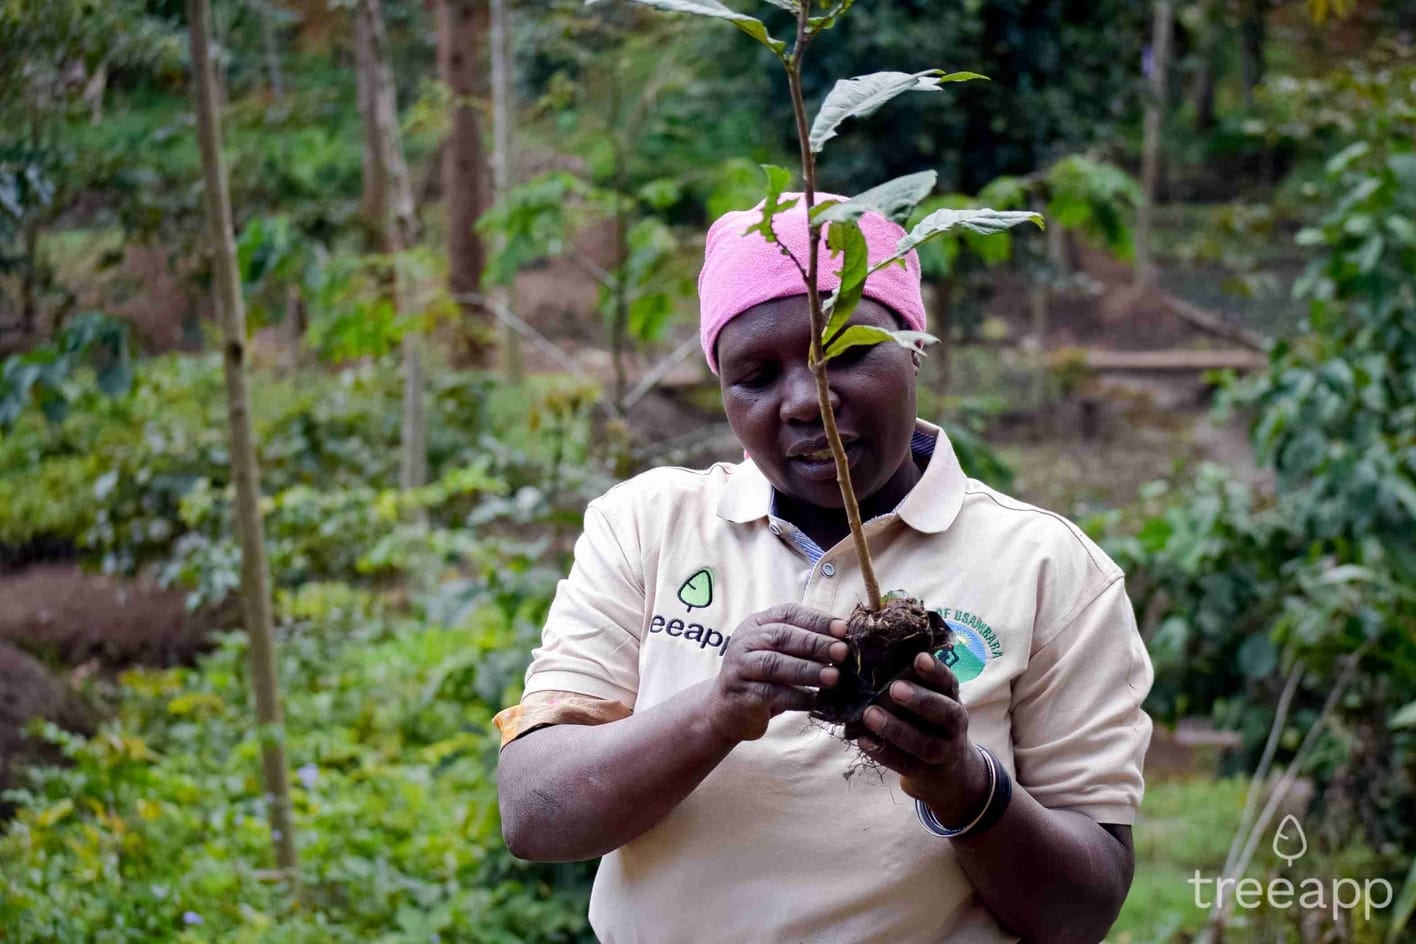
[
  {"x1": 1009, "y1": 573, "x2": 1154, "y2": 825},
  {"x1": 493, "y1": 690, "x2": 633, "y2": 748},
  {"x1": 495, "y1": 501, "x2": 645, "y2": 747}
]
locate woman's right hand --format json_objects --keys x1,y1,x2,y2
[{"x1": 703, "y1": 603, "x2": 849, "y2": 744}]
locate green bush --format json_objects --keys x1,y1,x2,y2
[
  {"x1": 0, "y1": 582, "x2": 593, "y2": 942},
  {"x1": 0, "y1": 344, "x2": 614, "y2": 939},
  {"x1": 1089, "y1": 55, "x2": 1416, "y2": 933},
  {"x1": 0, "y1": 354, "x2": 606, "y2": 579}
]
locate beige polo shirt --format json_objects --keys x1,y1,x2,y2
[{"x1": 496, "y1": 419, "x2": 1154, "y2": 944}]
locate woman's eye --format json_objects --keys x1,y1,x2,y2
[
  {"x1": 732, "y1": 366, "x2": 775, "y2": 388},
  {"x1": 829, "y1": 345, "x2": 871, "y2": 368}
]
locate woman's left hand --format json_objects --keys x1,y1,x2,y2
[{"x1": 856, "y1": 650, "x2": 992, "y2": 828}]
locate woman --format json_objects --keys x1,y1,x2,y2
[{"x1": 495, "y1": 196, "x2": 1154, "y2": 944}]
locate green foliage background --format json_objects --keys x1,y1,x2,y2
[
  {"x1": 2, "y1": 0, "x2": 1416, "y2": 940},
  {"x1": 0, "y1": 355, "x2": 604, "y2": 941}
]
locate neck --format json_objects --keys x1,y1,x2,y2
[{"x1": 776, "y1": 449, "x2": 925, "y2": 552}]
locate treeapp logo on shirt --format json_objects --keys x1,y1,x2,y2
[
  {"x1": 935, "y1": 608, "x2": 1003, "y2": 683},
  {"x1": 677, "y1": 567, "x2": 714, "y2": 611},
  {"x1": 646, "y1": 567, "x2": 732, "y2": 657}
]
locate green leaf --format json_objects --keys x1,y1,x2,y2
[
  {"x1": 37, "y1": 388, "x2": 69, "y2": 425},
  {"x1": 1393, "y1": 701, "x2": 1416, "y2": 729},
  {"x1": 813, "y1": 171, "x2": 937, "y2": 224},
  {"x1": 96, "y1": 360, "x2": 132, "y2": 398},
  {"x1": 1237, "y1": 633, "x2": 1277, "y2": 679},
  {"x1": 821, "y1": 325, "x2": 935, "y2": 361},
  {"x1": 608, "y1": 0, "x2": 786, "y2": 55},
  {"x1": 807, "y1": 0, "x2": 853, "y2": 33},
  {"x1": 809, "y1": 70, "x2": 985, "y2": 154},
  {"x1": 1387, "y1": 215, "x2": 1416, "y2": 246},
  {"x1": 1388, "y1": 154, "x2": 1416, "y2": 191},
  {"x1": 628, "y1": 292, "x2": 676, "y2": 343},
  {"x1": 874, "y1": 206, "x2": 1044, "y2": 272},
  {"x1": 1325, "y1": 141, "x2": 1370, "y2": 176},
  {"x1": 744, "y1": 164, "x2": 799, "y2": 249},
  {"x1": 1356, "y1": 235, "x2": 1385, "y2": 273},
  {"x1": 823, "y1": 220, "x2": 868, "y2": 343}
]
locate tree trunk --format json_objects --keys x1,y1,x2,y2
[
  {"x1": 1032, "y1": 221, "x2": 1068, "y2": 408},
  {"x1": 20, "y1": 94, "x2": 43, "y2": 339},
  {"x1": 1135, "y1": 0, "x2": 1173, "y2": 288},
  {"x1": 1190, "y1": 0, "x2": 1219, "y2": 131},
  {"x1": 355, "y1": 8, "x2": 382, "y2": 237},
  {"x1": 1239, "y1": 0, "x2": 1266, "y2": 109},
  {"x1": 356, "y1": 0, "x2": 425, "y2": 489},
  {"x1": 437, "y1": 0, "x2": 493, "y2": 368},
  {"x1": 259, "y1": 1, "x2": 286, "y2": 105},
  {"x1": 19, "y1": 222, "x2": 39, "y2": 338},
  {"x1": 489, "y1": 0, "x2": 522, "y2": 380},
  {"x1": 185, "y1": 0, "x2": 299, "y2": 882},
  {"x1": 355, "y1": 1, "x2": 413, "y2": 251},
  {"x1": 607, "y1": 67, "x2": 630, "y2": 407},
  {"x1": 281, "y1": 285, "x2": 303, "y2": 374},
  {"x1": 83, "y1": 62, "x2": 108, "y2": 125}
]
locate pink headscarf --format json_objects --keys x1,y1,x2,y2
[{"x1": 697, "y1": 192, "x2": 927, "y2": 374}]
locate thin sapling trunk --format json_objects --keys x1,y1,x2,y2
[
  {"x1": 187, "y1": 0, "x2": 299, "y2": 881},
  {"x1": 602, "y1": 0, "x2": 1042, "y2": 741},
  {"x1": 782, "y1": 12, "x2": 948, "y2": 735},
  {"x1": 785, "y1": 15, "x2": 882, "y2": 612}
]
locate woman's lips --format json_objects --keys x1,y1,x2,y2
[{"x1": 788, "y1": 439, "x2": 862, "y2": 482}]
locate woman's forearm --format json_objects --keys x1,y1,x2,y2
[
  {"x1": 950, "y1": 786, "x2": 1134, "y2": 944},
  {"x1": 497, "y1": 680, "x2": 735, "y2": 862}
]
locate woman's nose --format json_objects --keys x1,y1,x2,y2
[{"x1": 779, "y1": 364, "x2": 838, "y2": 423}]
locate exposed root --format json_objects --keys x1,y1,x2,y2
[{"x1": 811, "y1": 594, "x2": 953, "y2": 754}]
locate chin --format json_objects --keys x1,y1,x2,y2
[
  {"x1": 797, "y1": 479, "x2": 848, "y2": 508},
  {"x1": 789, "y1": 464, "x2": 883, "y2": 509}
]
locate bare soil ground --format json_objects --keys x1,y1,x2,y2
[
  {"x1": 0, "y1": 563, "x2": 221, "y2": 803},
  {"x1": 0, "y1": 640, "x2": 97, "y2": 806},
  {"x1": 0, "y1": 563, "x2": 214, "y2": 669},
  {"x1": 1144, "y1": 726, "x2": 1209, "y2": 784}
]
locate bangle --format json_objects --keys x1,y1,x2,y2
[{"x1": 915, "y1": 745, "x2": 1012, "y2": 840}]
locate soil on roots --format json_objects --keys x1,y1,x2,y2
[{"x1": 811, "y1": 595, "x2": 952, "y2": 741}]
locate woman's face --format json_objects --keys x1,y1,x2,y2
[{"x1": 716, "y1": 295, "x2": 919, "y2": 509}]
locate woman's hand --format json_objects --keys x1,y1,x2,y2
[
  {"x1": 856, "y1": 650, "x2": 992, "y2": 827},
  {"x1": 703, "y1": 603, "x2": 848, "y2": 744}
]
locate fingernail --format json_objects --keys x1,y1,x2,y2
[
  {"x1": 891, "y1": 681, "x2": 912, "y2": 704},
  {"x1": 865, "y1": 707, "x2": 885, "y2": 731},
  {"x1": 857, "y1": 736, "x2": 880, "y2": 752},
  {"x1": 830, "y1": 619, "x2": 848, "y2": 638},
  {"x1": 829, "y1": 642, "x2": 849, "y2": 662},
  {"x1": 916, "y1": 651, "x2": 935, "y2": 672},
  {"x1": 820, "y1": 667, "x2": 840, "y2": 687}
]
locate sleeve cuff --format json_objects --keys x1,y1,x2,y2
[
  {"x1": 524, "y1": 670, "x2": 638, "y2": 706},
  {"x1": 1049, "y1": 803, "x2": 1138, "y2": 826},
  {"x1": 493, "y1": 690, "x2": 633, "y2": 749}
]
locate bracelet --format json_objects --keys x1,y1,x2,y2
[{"x1": 915, "y1": 745, "x2": 1012, "y2": 840}]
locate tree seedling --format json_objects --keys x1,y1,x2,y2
[{"x1": 594, "y1": 0, "x2": 1044, "y2": 739}]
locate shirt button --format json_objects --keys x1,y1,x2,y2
[
  {"x1": 822, "y1": 563, "x2": 836, "y2": 577},
  {"x1": 770, "y1": 524, "x2": 781, "y2": 535}
]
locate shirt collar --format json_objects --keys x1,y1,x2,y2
[{"x1": 716, "y1": 418, "x2": 968, "y2": 535}]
